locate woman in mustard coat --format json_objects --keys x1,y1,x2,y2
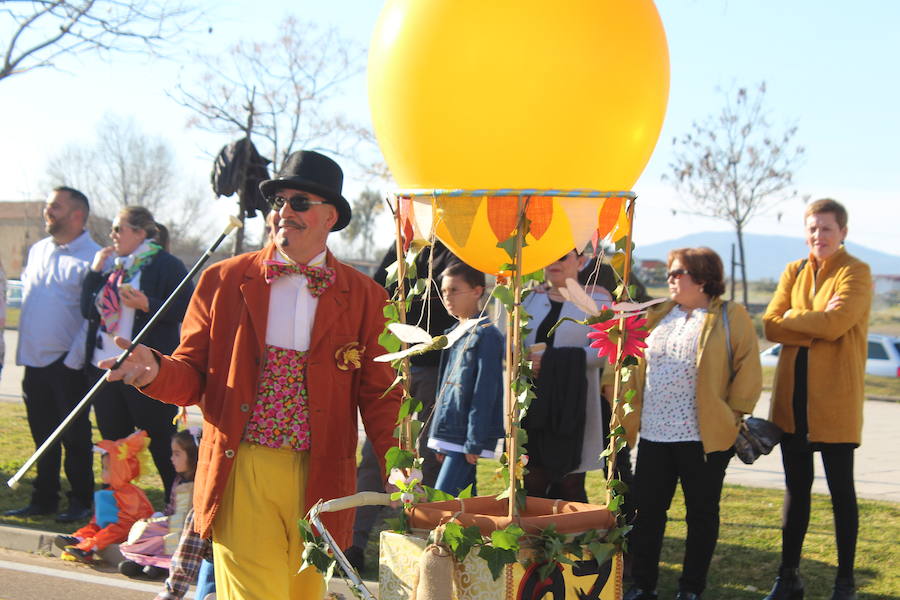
[
  {"x1": 762, "y1": 199, "x2": 871, "y2": 600},
  {"x1": 623, "y1": 247, "x2": 761, "y2": 600}
]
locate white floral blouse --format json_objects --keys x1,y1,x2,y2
[{"x1": 641, "y1": 306, "x2": 707, "y2": 442}]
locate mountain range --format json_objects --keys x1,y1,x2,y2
[{"x1": 634, "y1": 231, "x2": 900, "y2": 280}]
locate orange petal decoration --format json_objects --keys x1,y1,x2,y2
[
  {"x1": 399, "y1": 197, "x2": 415, "y2": 252},
  {"x1": 486, "y1": 195, "x2": 518, "y2": 241},
  {"x1": 597, "y1": 196, "x2": 625, "y2": 239},
  {"x1": 525, "y1": 196, "x2": 553, "y2": 240}
]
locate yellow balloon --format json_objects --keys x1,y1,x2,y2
[{"x1": 369, "y1": 0, "x2": 669, "y2": 272}]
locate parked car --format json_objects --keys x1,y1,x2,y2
[
  {"x1": 760, "y1": 333, "x2": 900, "y2": 377},
  {"x1": 6, "y1": 279, "x2": 22, "y2": 309}
]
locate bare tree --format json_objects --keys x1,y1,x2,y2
[
  {"x1": 1, "y1": 0, "x2": 197, "y2": 82},
  {"x1": 46, "y1": 113, "x2": 178, "y2": 216},
  {"x1": 171, "y1": 16, "x2": 385, "y2": 254},
  {"x1": 664, "y1": 82, "x2": 805, "y2": 306},
  {"x1": 45, "y1": 113, "x2": 212, "y2": 257},
  {"x1": 341, "y1": 188, "x2": 384, "y2": 260},
  {"x1": 173, "y1": 17, "x2": 366, "y2": 171}
]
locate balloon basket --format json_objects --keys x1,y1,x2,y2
[{"x1": 379, "y1": 496, "x2": 622, "y2": 600}]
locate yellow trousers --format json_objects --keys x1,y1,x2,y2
[{"x1": 213, "y1": 443, "x2": 325, "y2": 600}]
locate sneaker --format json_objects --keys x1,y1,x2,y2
[
  {"x1": 64, "y1": 546, "x2": 95, "y2": 563},
  {"x1": 143, "y1": 565, "x2": 168, "y2": 579},
  {"x1": 4, "y1": 504, "x2": 56, "y2": 517},
  {"x1": 54, "y1": 535, "x2": 81, "y2": 551},
  {"x1": 118, "y1": 560, "x2": 144, "y2": 578}
]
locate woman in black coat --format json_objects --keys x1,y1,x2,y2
[{"x1": 81, "y1": 206, "x2": 192, "y2": 499}]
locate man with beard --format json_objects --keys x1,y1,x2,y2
[
  {"x1": 7, "y1": 187, "x2": 99, "y2": 523},
  {"x1": 101, "y1": 151, "x2": 401, "y2": 600}
]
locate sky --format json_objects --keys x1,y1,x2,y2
[{"x1": 1, "y1": 0, "x2": 898, "y2": 260}]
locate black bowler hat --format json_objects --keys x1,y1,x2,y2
[{"x1": 259, "y1": 150, "x2": 352, "y2": 231}]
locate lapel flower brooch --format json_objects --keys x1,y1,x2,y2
[{"x1": 335, "y1": 342, "x2": 365, "y2": 371}]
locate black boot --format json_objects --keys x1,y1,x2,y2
[
  {"x1": 623, "y1": 588, "x2": 658, "y2": 600},
  {"x1": 118, "y1": 560, "x2": 144, "y2": 578},
  {"x1": 829, "y1": 577, "x2": 856, "y2": 600},
  {"x1": 763, "y1": 567, "x2": 804, "y2": 600}
]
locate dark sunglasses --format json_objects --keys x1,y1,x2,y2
[
  {"x1": 666, "y1": 268, "x2": 690, "y2": 280},
  {"x1": 110, "y1": 224, "x2": 134, "y2": 234},
  {"x1": 267, "y1": 194, "x2": 326, "y2": 212}
]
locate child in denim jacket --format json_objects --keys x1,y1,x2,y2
[{"x1": 427, "y1": 263, "x2": 505, "y2": 496}]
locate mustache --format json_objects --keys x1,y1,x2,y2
[{"x1": 279, "y1": 219, "x2": 306, "y2": 231}]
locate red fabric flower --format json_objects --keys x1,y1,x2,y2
[{"x1": 587, "y1": 315, "x2": 650, "y2": 365}]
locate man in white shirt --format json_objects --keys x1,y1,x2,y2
[{"x1": 7, "y1": 187, "x2": 100, "y2": 523}]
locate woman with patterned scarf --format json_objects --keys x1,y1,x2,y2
[{"x1": 81, "y1": 206, "x2": 192, "y2": 500}]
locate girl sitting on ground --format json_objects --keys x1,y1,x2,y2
[
  {"x1": 118, "y1": 429, "x2": 199, "y2": 579},
  {"x1": 55, "y1": 430, "x2": 155, "y2": 562}
]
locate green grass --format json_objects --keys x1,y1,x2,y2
[
  {"x1": 3, "y1": 400, "x2": 897, "y2": 598},
  {"x1": 0, "y1": 401, "x2": 167, "y2": 532},
  {"x1": 761, "y1": 366, "x2": 900, "y2": 399},
  {"x1": 354, "y1": 456, "x2": 900, "y2": 599},
  {"x1": 3, "y1": 306, "x2": 19, "y2": 329},
  {"x1": 870, "y1": 302, "x2": 900, "y2": 336}
]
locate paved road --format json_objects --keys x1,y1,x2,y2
[
  {"x1": 0, "y1": 547, "x2": 161, "y2": 600},
  {"x1": 3, "y1": 328, "x2": 898, "y2": 502},
  {"x1": 0, "y1": 546, "x2": 370, "y2": 600}
]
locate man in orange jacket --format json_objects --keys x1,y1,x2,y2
[{"x1": 101, "y1": 151, "x2": 401, "y2": 600}]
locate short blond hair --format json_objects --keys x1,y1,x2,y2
[{"x1": 805, "y1": 198, "x2": 848, "y2": 229}]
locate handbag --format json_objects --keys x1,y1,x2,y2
[
  {"x1": 720, "y1": 302, "x2": 781, "y2": 464},
  {"x1": 735, "y1": 417, "x2": 784, "y2": 464}
]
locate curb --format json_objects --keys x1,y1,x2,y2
[
  {"x1": 0, "y1": 523, "x2": 376, "y2": 597},
  {"x1": 0, "y1": 523, "x2": 60, "y2": 556},
  {"x1": 867, "y1": 394, "x2": 900, "y2": 403},
  {"x1": 0, "y1": 523, "x2": 125, "y2": 563}
]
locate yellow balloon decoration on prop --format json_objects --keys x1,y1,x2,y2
[{"x1": 369, "y1": 0, "x2": 669, "y2": 273}]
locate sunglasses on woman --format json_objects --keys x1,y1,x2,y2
[
  {"x1": 267, "y1": 194, "x2": 326, "y2": 212},
  {"x1": 666, "y1": 268, "x2": 690, "y2": 281}
]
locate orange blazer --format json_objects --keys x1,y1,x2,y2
[{"x1": 142, "y1": 245, "x2": 401, "y2": 546}]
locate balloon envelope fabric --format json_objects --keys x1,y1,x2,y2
[{"x1": 368, "y1": 0, "x2": 670, "y2": 192}]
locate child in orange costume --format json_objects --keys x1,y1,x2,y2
[{"x1": 56, "y1": 430, "x2": 154, "y2": 562}]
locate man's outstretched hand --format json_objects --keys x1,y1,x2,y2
[{"x1": 97, "y1": 336, "x2": 159, "y2": 388}]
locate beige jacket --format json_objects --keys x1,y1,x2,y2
[
  {"x1": 621, "y1": 297, "x2": 762, "y2": 453},
  {"x1": 763, "y1": 247, "x2": 871, "y2": 444}
]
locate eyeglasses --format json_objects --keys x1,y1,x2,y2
[
  {"x1": 666, "y1": 269, "x2": 690, "y2": 281},
  {"x1": 267, "y1": 194, "x2": 326, "y2": 213},
  {"x1": 110, "y1": 224, "x2": 134, "y2": 234}
]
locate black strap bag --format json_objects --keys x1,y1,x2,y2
[
  {"x1": 735, "y1": 417, "x2": 784, "y2": 464},
  {"x1": 721, "y1": 302, "x2": 784, "y2": 464}
]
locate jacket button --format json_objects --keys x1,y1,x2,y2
[
  {"x1": 224, "y1": 449, "x2": 235, "y2": 458},
  {"x1": 240, "y1": 403, "x2": 249, "y2": 412}
]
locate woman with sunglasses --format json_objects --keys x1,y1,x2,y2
[
  {"x1": 623, "y1": 247, "x2": 761, "y2": 600},
  {"x1": 81, "y1": 206, "x2": 192, "y2": 500},
  {"x1": 521, "y1": 248, "x2": 612, "y2": 502}
]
